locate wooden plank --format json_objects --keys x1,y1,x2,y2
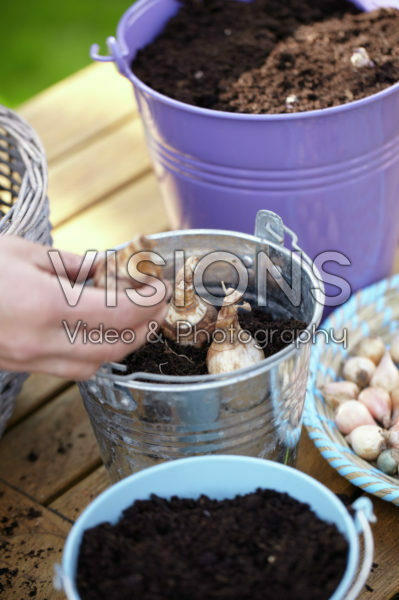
[
  {"x1": 7, "y1": 374, "x2": 71, "y2": 429},
  {"x1": 50, "y1": 466, "x2": 110, "y2": 522},
  {"x1": 358, "y1": 495, "x2": 399, "y2": 600},
  {"x1": 51, "y1": 434, "x2": 356, "y2": 529},
  {"x1": 297, "y1": 428, "x2": 357, "y2": 498},
  {"x1": 53, "y1": 173, "x2": 169, "y2": 253},
  {"x1": 48, "y1": 118, "x2": 151, "y2": 228},
  {"x1": 50, "y1": 433, "x2": 356, "y2": 523},
  {"x1": 0, "y1": 386, "x2": 101, "y2": 504},
  {"x1": 0, "y1": 481, "x2": 69, "y2": 599},
  {"x1": 19, "y1": 64, "x2": 136, "y2": 164}
]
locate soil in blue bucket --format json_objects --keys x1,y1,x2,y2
[
  {"x1": 76, "y1": 488, "x2": 348, "y2": 600},
  {"x1": 132, "y1": 0, "x2": 399, "y2": 113}
]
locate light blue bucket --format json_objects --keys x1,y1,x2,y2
[{"x1": 57, "y1": 456, "x2": 375, "y2": 600}]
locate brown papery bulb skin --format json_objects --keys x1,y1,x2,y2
[
  {"x1": 93, "y1": 235, "x2": 161, "y2": 290},
  {"x1": 358, "y1": 387, "x2": 392, "y2": 429},
  {"x1": 356, "y1": 337, "x2": 385, "y2": 365},
  {"x1": 162, "y1": 256, "x2": 217, "y2": 347},
  {"x1": 343, "y1": 356, "x2": 375, "y2": 388},
  {"x1": 207, "y1": 288, "x2": 264, "y2": 375}
]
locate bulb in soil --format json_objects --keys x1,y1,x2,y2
[
  {"x1": 390, "y1": 333, "x2": 399, "y2": 364},
  {"x1": 350, "y1": 47, "x2": 374, "y2": 69},
  {"x1": 370, "y1": 351, "x2": 399, "y2": 392},
  {"x1": 355, "y1": 337, "x2": 385, "y2": 365},
  {"x1": 358, "y1": 387, "x2": 392, "y2": 429},
  {"x1": 335, "y1": 400, "x2": 375, "y2": 435},
  {"x1": 343, "y1": 356, "x2": 376, "y2": 388},
  {"x1": 207, "y1": 288, "x2": 264, "y2": 375},
  {"x1": 321, "y1": 381, "x2": 359, "y2": 409},
  {"x1": 162, "y1": 256, "x2": 217, "y2": 347},
  {"x1": 93, "y1": 235, "x2": 161, "y2": 290},
  {"x1": 347, "y1": 425, "x2": 385, "y2": 461}
]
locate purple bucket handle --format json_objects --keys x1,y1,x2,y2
[{"x1": 90, "y1": 36, "x2": 130, "y2": 78}]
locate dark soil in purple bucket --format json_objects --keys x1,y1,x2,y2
[
  {"x1": 123, "y1": 308, "x2": 306, "y2": 377},
  {"x1": 76, "y1": 488, "x2": 349, "y2": 600},
  {"x1": 132, "y1": 0, "x2": 399, "y2": 114}
]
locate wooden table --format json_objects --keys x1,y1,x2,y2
[{"x1": 0, "y1": 64, "x2": 398, "y2": 600}]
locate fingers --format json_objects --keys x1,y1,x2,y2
[
  {"x1": 0, "y1": 355, "x2": 100, "y2": 381},
  {"x1": 0, "y1": 237, "x2": 171, "y2": 379},
  {"x1": 46, "y1": 248, "x2": 99, "y2": 282},
  {"x1": 1, "y1": 297, "x2": 169, "y2": 373},
  {"x1": 51, "y1": 301, "x2": 169, "y2": 364},
  {"x1": 0, "y1": 236, "x2": 96, "y2": 283},
  {"x1": 0, "y1": 316, "x2": 166, "y2": 381},
  {"x1": 57, "y1": 278, "x2": 169, "y2": 331}
]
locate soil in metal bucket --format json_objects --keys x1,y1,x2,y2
[
  {"x1": 132, "y1": 0, "x2": 399, "y2": 114},
  {"x1": 76, "y1": 488, "x2": 349, "y2": 600},
  {"x1": 122, "y1": 307, "x2": 306, "y2": 377}
]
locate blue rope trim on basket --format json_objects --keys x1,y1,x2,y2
[{"x1": 304, "y1": 274, "x2": 399, "y2": 506}]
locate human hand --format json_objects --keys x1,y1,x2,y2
[{"x1": 0, "y1": 236, "x2": 168, "y2": 380}]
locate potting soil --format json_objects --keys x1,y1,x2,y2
[
  {"x1": 132, "y1": 0, "x2": 399, "y2": 113},
  {"x1": 76, "y1": 488, "x2": 348, "y2": 600},
  {"x1": 123, "y1": 308, "x2": 306, "y2": 376}
]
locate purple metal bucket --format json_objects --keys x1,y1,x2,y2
[{"x1": 91, "y1": 0, "x2": 399, "y2": 299}]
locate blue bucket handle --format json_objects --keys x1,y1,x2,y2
[
  {"x1": 90, "y1": 37, "x2": 130, "y2": 79},
  {"x1": 344, "y1": 497, "x2": 376, "y2": 600}
]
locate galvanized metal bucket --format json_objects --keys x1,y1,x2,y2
[{"x1": 78, "y1": 211, "x2": 324, "y2": 482}]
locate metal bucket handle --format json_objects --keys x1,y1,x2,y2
[
  {"x1": 90, "y1": 36, "x2": 130, "y2": 78},
  {"x1": 255, "y1": 209, "x2": 313, "y2": 268},
  {"x1": 344, "y1": 497, "x2": 376, "y2": 600}
]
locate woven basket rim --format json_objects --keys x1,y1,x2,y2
[
  {"x1": 0, "y1": 104, "x2": 52, "y2": 437},
  {"x1": 304, "y1": 274, "x2": 399, "y2": 506},
  {"x1": 0, "y1": 103, "x2": 48, "y2": 236}
]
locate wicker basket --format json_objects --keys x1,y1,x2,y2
[
  {"x1": 305, "y1": 275, "x2": 399, "y2": 506},
  {"x1": 0, "y1": 105, "x2": 52, "y2": 436}
]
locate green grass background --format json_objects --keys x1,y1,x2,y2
[{"x1": 1, "y1": 0, "x2": 133, "y2": 107}]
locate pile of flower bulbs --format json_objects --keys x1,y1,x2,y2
[{"x1": 321, "y1": 336, "x2": 399, "y2": 476}]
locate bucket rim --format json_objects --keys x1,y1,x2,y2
[
  {"x1": 116, "y1": 0, "x2": 399, "y2": 122},
  {"x1": 89, "y1": 227, "x2": 324, "y2": 392},
  {"x1": 61, "y1": 455, "x2": 360, "y2": 600}
]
